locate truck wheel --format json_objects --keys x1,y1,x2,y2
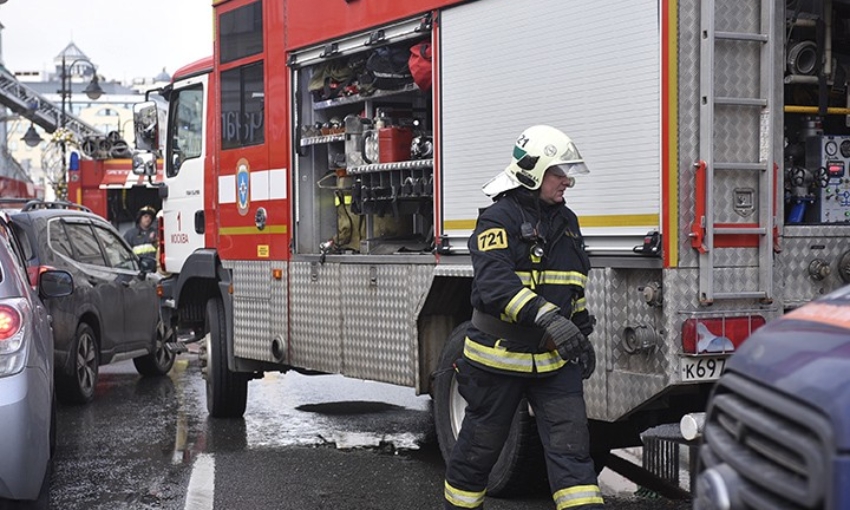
[
  {"x1": 432, "y1": 321, "x2": 547, "y2": 497},
  {"x1": 133, "y1": 319, "x2": 176, "y2": 376},
  {"x1": 203, "y1": 297, "x2": 248, "y2": 418},
  {"x1": 56, "y1": 322, "x2": 98, "y2": 405}
]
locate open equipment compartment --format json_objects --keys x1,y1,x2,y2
[{"x1": 290, "y1": 18, "x2": 434, "y2": 257}]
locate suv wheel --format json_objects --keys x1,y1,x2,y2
[
  {"x1": 56, "y1": 322, "x2": 98, "y2": 405},
  {"x1": 133, "y1": 319, "x2": 176, "y2": 376}
]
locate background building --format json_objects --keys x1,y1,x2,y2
[{"x1": 5, "y1": 41, "x2": 170, "y2": 199}]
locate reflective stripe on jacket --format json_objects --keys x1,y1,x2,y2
[
  {"x1": 124, "y1": 227, "x2": 158, "y2": 257},
  {"x1": 132, "y1": 243, "x2": 157, "y2": 256},
  {"x1": 466, "y1": 189, "x2": 592, "y2": 376}
]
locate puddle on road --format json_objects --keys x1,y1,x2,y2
[
  {"x1": 297, "y1": 401, "x2": 405, "y2": 415},
  {"x1": 176, "y1": 370, "x2": 434, "y2": 458}
]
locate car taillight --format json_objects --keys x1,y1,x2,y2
[
  {"x1": 158, "y1": 214, "x2": 166, "y2": 273},
  {"x1": 0, "y1": 304, "x2": 22, "y2": 341},
  {"x1": 681, "y1": 315, "x2": 766, "y2": 354},
  {"x1": 0, "y1": 299, "x2": 29, "y2": 375}
]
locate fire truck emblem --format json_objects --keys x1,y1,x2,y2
[{"x1": 236, "y1": 158, "x2": 250, "y2": 216}]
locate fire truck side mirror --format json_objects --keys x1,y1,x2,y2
[{"x1": 133, "y1": 101, "x2": 160, "y2": 153}]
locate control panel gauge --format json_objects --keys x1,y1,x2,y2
[{"x1": 826, "y1": 141, "x2": 838, "y2": 156}]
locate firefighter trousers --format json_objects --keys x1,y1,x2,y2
[{"x1": 444, "y1": 359, "x2": 604, "y2": 509}]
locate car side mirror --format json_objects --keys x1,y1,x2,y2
[
  {"x1": 39, "y1": 270, "x2": 74, "y2": 299},
  {"x1": 138, "y1": 256, "x2": 157, "y2": 274}
]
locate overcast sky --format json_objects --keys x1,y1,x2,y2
[{"x1": 0, "y1": 0, "x2": 213, "y2": 83}]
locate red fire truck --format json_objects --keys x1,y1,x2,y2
[
  {"x1": 132, "y1": 0, "x2": 850, "y2": 493},
  {"x1": 67, "y1": 158, "x2": 162, "y2": 232}
]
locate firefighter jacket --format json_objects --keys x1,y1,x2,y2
[
  {"x1": 465, "y1": 188, "x2": 593, "y2": 376},
  {"x1": 123, "y1": 226, "x2": 158, "y2": 257}
]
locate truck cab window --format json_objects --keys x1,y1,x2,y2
[
  {"x1": 221, "y1": 62, "x2": 265, "y2": 150},
  {"x1": 167, "y1": 86, "x2": 204, "y2": 178},
  {"x1": 219, "y1": 1, "x2": 263, "y2": 64}
]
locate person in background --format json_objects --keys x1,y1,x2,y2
[
  {"x1": 123, "y1": 205, "x2": 158, "y2": 260},
  {"x1": 443, "y1": 125, "x2": 603, "y2": 509}
]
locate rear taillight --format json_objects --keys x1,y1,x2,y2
[
  {"x1": 0, "y1": 304, "x2": 22, "y2": 341},
  {"x1": 681, "y1": 315, "x2": 766, "y2": 354},
  {"x1": 0, "y1": 299, "x2": 29, "y2": 376},
  {"x1": 158, "y1": 214, "x2": 165, "y2": 273}
]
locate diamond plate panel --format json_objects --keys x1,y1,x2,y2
[
  {"x1": 588, "y1": 265, "x2": 782, "y2": 421},
  {"x1": 713, "y1": 167, "x2": 761, "y2": 225},
  {"x1": 714, "y1": 0, "x2": 759, "y2": 33},
  {"x1": 785, "y1": 225, "x2": 850, "y2": 238},
  {"x1": 233, "y1": 296, "x2": 271, "y2": 360},
  {"x1": 587, "y1": 267, "x2": 667, "y2": 420},
  {"x1": 341, "y1": 264, "x2": 432, "y2": 386},
  {"x1": 677, "y1": 0, "x2": 701, "y2": 269},
  {"x1": 662, "y1": 268, "x2": 781, "y2": 357},
  {"x1": 780, "y1": 237, "x2": 850, "y2": 307},
  {"x1": 231, "y1": 259, "x2": 272, "y2": 299},
  {"x1": 289, "y1": 261, "x2": 343, "y2": 373},
  {"x1": 583, "y1": 268, "x2": 608, "y2": 418},
  {"x1": 675, "y1": 0, "x2": 778, "y2": 268},
  {"x1": 433, "y1": 265, "x2": 474, "y2": 278},
  {"x1": 713, "y1": 247, "x2": 759, "y2": 267},
  {"x1": 713, "y1": 108, "x2": 759, "y2": 169},
  {"x1": 713, "y1": 42, "x2": 759, "y2": 100},
  {"x1": 711, "y1": 0, "x2": 763, "y2": 227},
  {"x1": 712, "y1": 267, "x2": 762, "y2": 295},
  {"x1": 231, "y1": 261, "x2": 273, "y2": 361}
]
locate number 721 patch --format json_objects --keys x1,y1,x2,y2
[{"x1": 477, "y1": 228, "x2": 508, "y2": 251}]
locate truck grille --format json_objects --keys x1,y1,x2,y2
[{"x1": 700, "y1": 373, "x2": 832, "y2": 509}]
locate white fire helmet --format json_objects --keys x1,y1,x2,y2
[{"x1": 482, "y1": 125, "x2": 590, "y2": 197}]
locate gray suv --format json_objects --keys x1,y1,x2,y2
[{"x1": 5, "y1": 200, "x2": 175, "y2": 405}]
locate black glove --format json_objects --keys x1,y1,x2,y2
[
  {"x1": 536, "y1": 310, "x2": 588, "y2": 362},
  {"x1": 578, "y1": 340, "x2": 596, "y2": 379},
  {"x1": 577, "y1": 314, "x2": 597, "y2": 337}
]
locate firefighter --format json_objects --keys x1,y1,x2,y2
[
  {"x1": 444, "y1": 125, "x2": 603, "y2": 509},
  {"x1": 123, "y1": 205, "x2": 158, "y2": 260}
]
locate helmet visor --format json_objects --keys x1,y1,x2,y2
[
  {"x1": 548, "y1": 161, "x2": 589, "y2": 177},
  {"x1": 551, "y1": 141, "x2": 589, "y2": 176}
]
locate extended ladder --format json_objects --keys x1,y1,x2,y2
[
  {"x1": 0, "y1": 69, "x2": 102, "y2": 140},
  {"x1": 694, "y1": 0, "x2": 776, "y2": 304}
]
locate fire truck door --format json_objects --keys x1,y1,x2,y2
[{"x1": 162, "y1": 77, "x2": 208, "y2": 274}]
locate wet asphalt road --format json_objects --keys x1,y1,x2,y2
[{"x1": 47, "y1": 354, "x2": 691, "y2": 510}]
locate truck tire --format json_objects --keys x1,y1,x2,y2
[
  {"x1": 432, "y1": 321, "x2": 547, "y2": 497},
  {"x1": 203, "y1": 297, "x2": 248, "y2": 418}
]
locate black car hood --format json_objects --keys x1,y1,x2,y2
[{"x1": 728, "y1": 293, "x2": 850, "y2": 450}]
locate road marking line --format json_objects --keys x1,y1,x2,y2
[{"x1": 184, "y1": 453, "x2": 215, "y2": 510}]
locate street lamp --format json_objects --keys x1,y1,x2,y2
[
  {"x1": 58, "y1": 55, "x2": 105, "y2": 130},
  {"x1": 21, "y1": 122, "x2": 43, "y2": 147},
  {"x1": 55, "y1": 55, "x2": 105, "y2": 200}
]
